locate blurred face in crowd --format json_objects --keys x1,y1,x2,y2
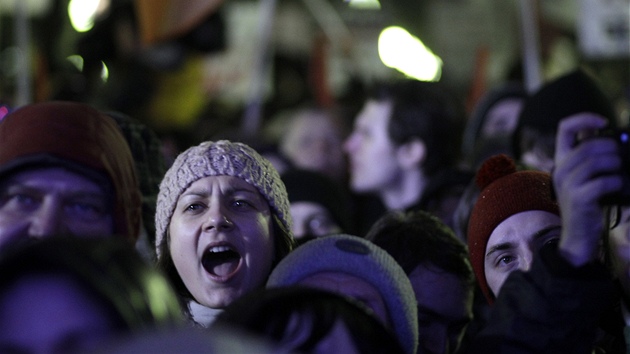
[
  {"x1": 299, "y1": 272, "x2": 390, "y2": 328},
  {"x1": 609, "y1": 205, "x2": 630, "y2": 305},
  {"x1": 282, "y1": 112, "x2": 347, "y2": 182},
  {"x1": 0, "y1": 167, "x2": 113, "y2": 249},
  {"x1": 409, "y1": 265, "x2": 473, "y2": 354},
  {"x1": 480, "y1": 98, "x2": 524, "y2": 138},
  {"x1": 520, "y1": 147, "x2": 556, "y2": 174},
  {"x1": 168, "y1": 175, "x2": 276, "y2": 309},
  {"x1": 344, "y1": 100, "x2": 401, "y2": 194},
  {"x1": 0, "y1": 274, "x2": 120, "y2": 353},
  {"x1": 484, "y1": 210, "x2": 561, "y2": 296},
  {"x1": 289, "y1": 201, "x2": 341, "y2": 240}
]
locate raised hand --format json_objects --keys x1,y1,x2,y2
[{"x1": 553, "y1": 113, "x2": 623, "y2": 266}]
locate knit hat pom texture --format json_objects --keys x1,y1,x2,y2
[{"x1": 475, "y1": 153, "x2": 517, "y2": 190}]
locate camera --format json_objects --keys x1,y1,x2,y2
[{"x1": 579, "y1": 127, "x2": 630, "y2": 205}]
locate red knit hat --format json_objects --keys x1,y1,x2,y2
[{"x1": 467, "y1": 154, "x2": 559, "y2": 303}]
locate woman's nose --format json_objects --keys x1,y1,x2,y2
[{"x1": 203, "y1": 205, "x2": 234, "y2": 231}]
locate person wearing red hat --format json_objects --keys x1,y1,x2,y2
[
  {"x1": 465, "y1": 113, "x2": 623, "y2": 353},
  {"x1": 0, "y1": 101, "x2": 141, "y2": 250},
  {"x1": 467, "y1": 153, "x2": 561, "y2": 304}
]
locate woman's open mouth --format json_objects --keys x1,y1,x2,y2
[{"x1": 201, "y1": 245, "x2": 242, "y2": 278}]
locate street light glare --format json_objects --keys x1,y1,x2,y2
[{"x1": 378, "y1": 26, "x2": 442, "y2": 82}]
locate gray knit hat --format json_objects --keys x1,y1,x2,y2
[
  {"x1": 266, "y1": 234, "x2": 419, "y2": 354},
  {"x1": 155, "y1": 140, "x2": 292, "y2": 257}
]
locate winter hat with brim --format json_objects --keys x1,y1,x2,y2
[
  {"x1": 0, "y1": 101, "x2": 141, "y2": 242},
  {"x1": 467, "y1": 154, "x2": 559, "y2": 304},
  {"x1": 266, "y1": 234, "x2": 418, "y2": 354},
  {"x1": 155, "y1": 140, "x2": 292, "y2": 258},
  {"x1": 512, "y1": 69, "x2": 616, "y2": 157}
]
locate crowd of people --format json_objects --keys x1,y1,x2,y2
[{"x1": 0, "y1": 67, "x2": 629, "y2": 354}]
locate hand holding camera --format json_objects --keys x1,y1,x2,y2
[
  {"x1": 574, "y1": 126, "x2": 630, "y2": 205},
  {"x1": 553, "y1": 113, "x2": 623, "y2": 266}
]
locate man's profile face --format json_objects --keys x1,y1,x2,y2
[
  {"x1": 343, "y1": 100, "x2": 401, "y2": 194},
  {"x1": 0, "y1": 167, "x2": 113, "y2": 249}
]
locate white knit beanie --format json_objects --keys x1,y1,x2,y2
[
  {"x1": 155, "y1": 140, "x2": 292, "y2": 257},
  {"x1": 266, "y1": 234, "x2": 419, "y2": 354}
]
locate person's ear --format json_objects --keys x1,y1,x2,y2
[{"x1": 396, "y1": 138, "x2": 426, "y2": 169}]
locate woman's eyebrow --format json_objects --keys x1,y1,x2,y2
[
  {"x1": 180, "y1": 186, "x2": 258, "y2": 198},
  {"x1": 180, "y1": 189, "x2": 210, "y2": 198}
]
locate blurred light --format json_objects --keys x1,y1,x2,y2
[
  {"x1": 144, "y1": 273, "x2": 178, "y2": 320},
  {"x1": 100, "y1": 61, "x2": 109, "y2": 82},
  {"x1": 378, "y1": 26, "x2": 442, "y2": 82},
  {"x1": 68, "y1": 0, "x2": 110, "y2": 32},
  {"x1": 66, "y1": 55, "x2": 84, "y2": 72},
  {"x1": 0, "y1": 106, "x2": 10, "y2": 121},
  {"x1": 346, "y1": 0, "x2": 381, "y2": 10}
]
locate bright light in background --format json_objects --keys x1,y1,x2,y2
[
  {"x1": 66, "y1": 55, "x2": 84, "y2": 72},
  {"x1": 100, "y1": 61, "x2": 109, "y2": 82},
  {"x1": 346, "y1": 0, "x2": 381, "y2": 10},
  {"x1": 68, "y1": 0, "x2": 110, "y2": 32},
  {"x1": 65, "y1": 56, "x2": 109, "y2": 82},
  {"x1": 378, "y1": 26, "x2": 442, "y2": 82}
]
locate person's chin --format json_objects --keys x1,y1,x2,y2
[{"x1": 198, "y1": 288, "x2": 241, "y2": 309}]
